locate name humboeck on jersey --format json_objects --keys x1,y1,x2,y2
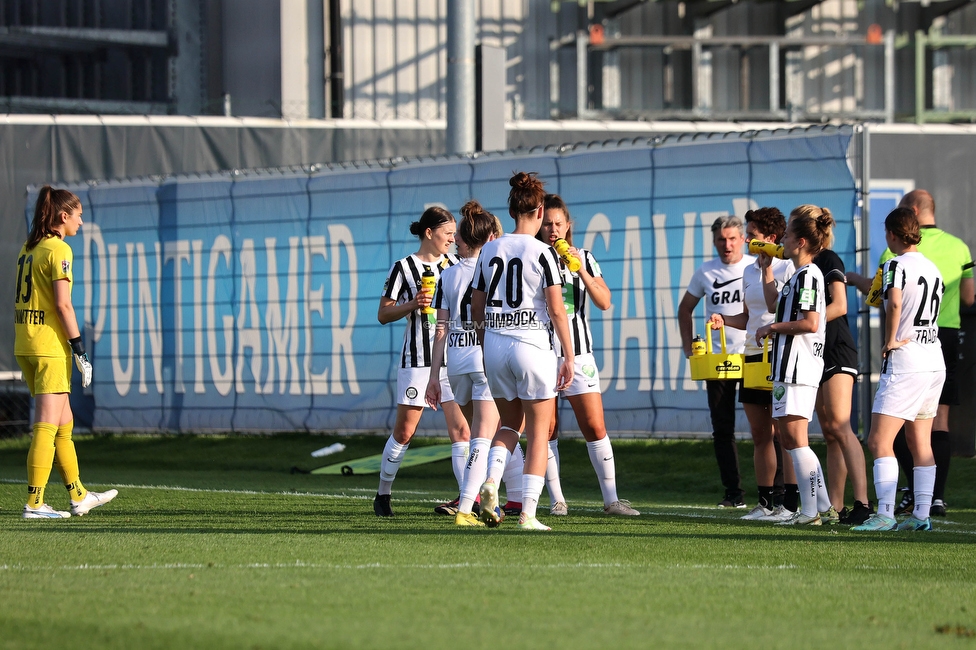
[{"x1": 485, "y1": 311, "x2": 540, "y2": 329}]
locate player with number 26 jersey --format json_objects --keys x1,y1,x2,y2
[{"x1": 879, "y1": 252, "x2": 944, "y2": 374}]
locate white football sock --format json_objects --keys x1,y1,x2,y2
[
  {"x1": 873, "y1": 456, "x2": 900, "y2": 519},
  {"x1": 458, "y1": 438, "x2": 490, "y2": 514},
  {"x1": 815, "y1": 460, "x2": 832, "y2": 513},
  {"x1": 545, "y1": 440, "x2": 565, "y2": 506},
  {"x1": 378, "y1": 436, "x2": 408, "y2": 495},
  {"x1": 788, "y1": 446, "x2": 822, "y2": 517},
  {"x1": 586, "y1": 437, "x2": 618, "y2": 505},
  {"x1": 521, "y1": 473, "x2": 546, "y2": 520},
  {"x1": 451, "y1": 442, "x2": 469, "y2": 492},
  {"x1": 502, "y1": 442, "x2": 524, "y2": 503},
  {"x1": 912, "y1": 465, "x2": 936, "y2": 520},
  {"x1": 486, "y1": 445, "x2": 510, "y2": 485}
]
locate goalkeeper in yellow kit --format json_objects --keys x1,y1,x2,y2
[{"x1": 14, "y1": 186, "x2": 117, "y2": 519}]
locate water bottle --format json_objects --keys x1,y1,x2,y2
[
  {"x1": 553, "y1": 238, "x2": 581, "y2": 272},
  {"x1": 866, "y1": 267, "x2": 883, "y2": 307},
  {"x1": 691, "y1": 335, "x2": 706, "y2": 356},
  {"x1": 421, "y1": 268, "x2": 436, "y2": 315},
  {"x1": 748, "y1": 240, "x2": 785, "y2": 259}
]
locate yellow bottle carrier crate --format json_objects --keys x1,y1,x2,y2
[
  {"x1": 742, "y1": 336, "x2": 772, "y2": 390},
  {"x1": 689, "y1": 321, "x2": 744, "y2": 381}
]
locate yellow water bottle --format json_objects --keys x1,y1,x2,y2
[
  {"x1": 866, "y1": 267, "x2": 883, "y2": 307},
  {"x1": 691, "y1": 335, "x2": 706, "y2": 356},
  {"x1": 748, "y1": 240, "x2": 785, "y2": 259},
  {"x1": 421, "y1": 268, "x2": 436, "y2": 315},
  {"x1": 553, "y1": 238, "x2": 581, "y2": 273}
]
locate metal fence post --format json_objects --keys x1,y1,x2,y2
[
  {"x1": 577, "y1": 30, "x2": 589, "y2": 117},
  {"x1": 884, "y1": 30, "x2": 895, "y2": 124},
  {"x1": 915, "y1": 30, "x2": 926, "y2": 124}
]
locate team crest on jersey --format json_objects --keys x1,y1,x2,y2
[
  {"x1": 582, "y1": 364, "x2": 597, "y2": 378},
  {"x1": 61, "y1": 260, "x2": 70, "y2": 273},
  {"x1": 405, "y1": 387, "x2": 418, "y2": 400},
  {"x1": 781, "y1": 284, "x2": 791, "y2": 297}
]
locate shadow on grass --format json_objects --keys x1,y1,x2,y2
[{"x1": 18, "y1": 515, "x2": 976, "y2": 546}]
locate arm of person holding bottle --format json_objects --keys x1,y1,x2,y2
[
  {"x1": 378, "y1": 289, "x2": 431, "y2": 324},
  {"x1": 572, "y1": 249, "x2": 611, "y2": 311}
]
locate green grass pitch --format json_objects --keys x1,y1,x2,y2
[{"x1": 1, "y1": 433, "x2": 975, "y2": 649}]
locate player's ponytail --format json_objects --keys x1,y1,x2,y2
[
  {"x1": 26, "y1": 185, "x2": 81, "y2": 251},
  {"x1": 458, "y1": 200, "x2": 497, "y2": 250},
  {"x1": 884, "y1": 207, "x2": 922, "y2": 247},
  {"x1": 508, "y1": 171, "x2": 546, "y2": 219},
  {"x1": 409, "y1": 206, "x2": 455, "y2": 240},
  {"x1": 789, "y1": 204, "x2": 834, "y2": 254}
]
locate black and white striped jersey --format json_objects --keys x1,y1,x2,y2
[
  {"x1": 473, "y1": 233, "x2": 563, "y2": 351},
  {"x1": 432, "y1": 257, "x2": 483, "y2": 375},
  {"x1": 554, "y1": 249, "x2": 602, "y2": 358},
  {"x1": 770, "y1": 263, "x2": 826, "y2": 386},
  {"x1": 880, "y1": 251, "x2": 945, "y2": 375},
  {"x1": 382, "y1": 253, "x2": 458, "y2": 369}
]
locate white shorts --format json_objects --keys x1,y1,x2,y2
[
  {"x1": 449, "y1": 371, "x2": 493, "y2": 406},
  {"x1": 873, "y1": 370, "x2": 945, "y2": 421},
  {"x1": 558, "y1": 353, "x2": 601, "y2": 397},
  {"x1": 398, "y1": 366, "x2": 453, "y2": 407},
  {"x1": 483, "y1": 330, "x2": 557, "y2": 402},
  {"x1": 771, "y1": 382, "x2": 818, "y2": 420}
]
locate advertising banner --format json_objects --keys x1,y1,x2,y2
[{"x1": 33, "y1": 128, "x2": 856, "y2": 434}]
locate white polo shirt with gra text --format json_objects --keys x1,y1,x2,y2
[{"x1": 686, "y1": 254, "x2": 755, "y2": 354}]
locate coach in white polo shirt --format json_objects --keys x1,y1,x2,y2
[{"x1": 678, "y1": 215, "x2": 755, "y2": 508}]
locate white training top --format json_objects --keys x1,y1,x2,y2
[
  {"x1": 473, "y1": 233, "x2": 563, "y2": 351},
  {"x1": 741, "y1": 258, "x2": 794, "y2": 356},
  {"x1": 880, "y1": 251, "x2": 946, "y2": 375},
  {"x1": 382, "y1": 253, "x2": 458, "y2": 368},
  {"x1": 770, "y1": 263, "x2": 826, "y2": 386},
  {"x1": 555, "y1": 248, "x2": 602, "y2": 358},
  {"x1": 432, "y1": 257, "x2": 483, "y2": 375},
  {"x1": 686, "y1": 255, "x2": 756, "y2": 354}
]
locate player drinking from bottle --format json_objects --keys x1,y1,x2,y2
[{"x1": 535, "y1": 193, "x2": 638, "y2": 517}]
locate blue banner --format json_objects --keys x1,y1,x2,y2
[{"x1": 34, "y1": 129, "x2": 857, "y2": 434}]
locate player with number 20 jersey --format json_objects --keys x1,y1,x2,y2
[{"x1": 473, "y1": 234, "x2": 563, "y2": 359}]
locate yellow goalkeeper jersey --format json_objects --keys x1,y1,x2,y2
[{"x1": 14, "y1": 236, "x2": 73, "y2": 358}]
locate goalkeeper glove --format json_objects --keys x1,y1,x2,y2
[{"x1": 68, "y1": 337, "x2": 92, "y2": 388}]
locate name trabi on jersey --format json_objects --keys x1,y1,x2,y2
[{"x1": 915, "y1": 327, "x2": 939, "y2": 344}]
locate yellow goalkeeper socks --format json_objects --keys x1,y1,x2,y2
[
  {"x1": 55, "y1": 421, "x2": 87, "y2": 502},
  {"x1": 26, "y1": 422, "x2": 58, "y2": 509}
]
